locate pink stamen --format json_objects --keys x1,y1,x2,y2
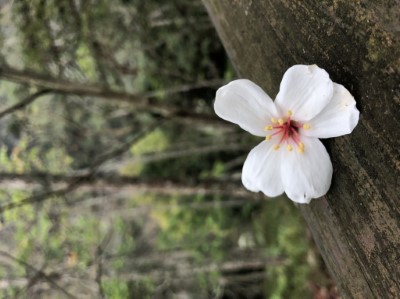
[
  {"x1": 265, "y1": 113, "x2": 305, "y2": 152},
  {"x1": 290, "y1": 127, "x2": 302, "y2": 145},
  {"x1": 278, "y1": 128, "x2": 287, "y2": 144},
  {"x1": 284, "y1": 126, "x2": 289, "y2": 144},
  {"x1": 271, "y1": 129, "x2": 284, "y2": 137}
]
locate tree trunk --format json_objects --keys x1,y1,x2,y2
[{"x1": 201, "y1": 1, "x2": 400, "y2": 298}]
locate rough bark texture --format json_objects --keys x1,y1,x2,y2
[{"x1": 202, "y1": 1, "x2": 400, "y2": 298}]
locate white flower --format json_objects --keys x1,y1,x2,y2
[{"x1": 214, "y1": 65, "x2": 359, "y2": 204}]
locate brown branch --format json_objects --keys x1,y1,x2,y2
[
  {"x1": 112, "y1": 256, "x2": 273, "y2": 283},
  {"x1": 89, "y1": 120, "x2": 163, "y2": 172},
  {"x1": 130, "y1": 142, "x2": 250, "y2": 165},
  {"x1": 0, "y1": 89, "x2": 51, "y2": 119},
  {"x1": 0, "y1": 176, "x2": 84, "y2": 214},
  {"x1": 97, "y1": 198, "x2": 264, "y2": 220},
  {"x1": 0, "y1": 172, "x2": 255, "y2": 213},
  {"x1": 0, "y1": 172, "x2": 240, "y2": 191},
  {"x1": 0, "y1": 65, "x2": 224, "y2": 120},
  {"x1": 0, "y1": 250, "x2": 77, "y2": 299},
  {"x1": 94, "y1": 230, "x2": 113, "y2": 299}
]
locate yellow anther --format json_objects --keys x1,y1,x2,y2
[
  {"x1": 297, "y1": 147, "x2": 305, "y2": 154},
  {"x1": 264, "y1": 125, "x2": 273, "y2": 131},
  {"x1": 273, "y1": 144, "x2": 280, "y2": 151},
  {"x1": 265, "y1": 135, "x2": 272, "y2": 141},
  {"x1": 278, "y1": 118, "x2": 285, "y2": 125},
  {"x1": 271, "y1": 117, "x2": 277, "y2": 124},
  {"x1": 287, "y1": 110, "x2": 293, "y2": 116},
  {"x1": 286, "y1": 144, "x2": 293, "y2": 151},
  {"x1": 303, "y1": 123, "x2": 311, "y2": 130},
  {"x1": 298, "y1": 142, "x2": 304, "y2": 149}
]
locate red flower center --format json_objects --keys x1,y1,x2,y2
[{"x1": 264, "y1": 111, "x2": 311, "y2": 153}]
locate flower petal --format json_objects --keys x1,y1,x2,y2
[
  {"x1": 281, "y1": 136, "x2": 333, "y2": 203},
  {"x1": 214, "y1": 79, "x2": 278, "y2": 136},
  {"x1": 275, "y1": 65, "x2": 334, "y2": 121},
  {"x1": 242, "y1": 140, "x2": 284, "y2": 197},
  {"x1": 300, "y1": 83, "x2": 360, "y2": 138}
]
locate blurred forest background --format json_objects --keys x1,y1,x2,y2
[{"x1": 0, "y1": 0, "x2": 337, "y2": 298}]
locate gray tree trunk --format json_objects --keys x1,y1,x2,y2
[{"x1": 202, "y1": 1, "x2": 400, "y2": 298}]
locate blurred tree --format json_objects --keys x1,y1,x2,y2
[{"x1": 0, "y1": 0, "x2": 328, "y2": 298}]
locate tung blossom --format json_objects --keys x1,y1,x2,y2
[{"x1": 214, "y1": 65, "x2": 359, "y2": 203}]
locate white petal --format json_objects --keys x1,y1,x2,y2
[
  {"x1": 214, "y1": 79, "x2": 278, "y2": 136},
  {"x1": 275, "y1": 65, "x2": 334, "y2": 121},
  {"x1": 300, "y1": 83, "x2": 360, "y2": 138},
  {"x1": 281, "y1": 136, "x2": 333, "y2": 203},
  {"x1": 242, "y1": 140, "x2": 284, "y2": 197}
]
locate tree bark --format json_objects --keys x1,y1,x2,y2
[{"x1": 201, "y1": 1, "x2": 400, "y2": 298}]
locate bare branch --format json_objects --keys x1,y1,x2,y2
[
  {"x1": 0, "y1": 89, "x2": 51, "y2": 119},
  {"x1": 94, "y1": 230, "x2": 113, "y2": 299},
  {"x1": 130, "y1": 142, "x2": 249, "y2": 165},
  {"x1": 88, "y1": 120, "x2": 163, "y2": 172},
  {"x1": 0, "y1": 172, "x2": 256, "y2": 213},
  {"x1": 0, "y1": 176, "x2": 84, "y2": 214},
  {"x1": 0, "y1": 250, "x2": 77, "y2": 299},
  {"x1": 0, "y1": 65, "x2": 224, "y2": 120}
]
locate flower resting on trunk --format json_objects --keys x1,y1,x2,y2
[{"x1": 214, "y1": 65, "x2": 360, "y2": 203}]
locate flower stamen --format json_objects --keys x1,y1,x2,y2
[
  {"x1": 303, "y1": 123, "x2": 311, "y2": 130},
  {"x1": 264, "y1": 125, "x2": 273, "y2": 131},
  {"x1": 272, "y1": 129, "x2": 284, "y2": 137},
  {"x1": 290, "y1": 127, "x2": 302, "y2": 144},
  {"x1": 297, "y1": 142, "x2": 305, "y2": 154},
  {"x1": 265, "y1": 111, "x2": 307, "y2": 153}
]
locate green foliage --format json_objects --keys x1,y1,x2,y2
[
  {"x1": 114, "y1": 216, "x2": 136, "y2": 256},
  {"x1": 102, "y1": 279, "x2": 130, "y2": 299},
  {"x1": 75, "y1": 43, "x2": 97, "y2": 80},
  {"x1": 155, "y1": 201, "x2": 230, "y2": 260},
  {"x1": 0, "y1": 135, "x2": 72, "y2": 173},
  {"x1": 122, "y1": 128, "x2": 170, "y2": 175},
  {"x1": 0, "y1": 0, "x2": 326, "y2": 297},
  {"x1": 131, "y1": 129, "x2": 169, "y2": 155},
  {"x1": 256, "y1": 199, "x2": 312, "y2": 299}
]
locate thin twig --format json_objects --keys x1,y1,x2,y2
[
  {"x1": 94, "y1": 230, "x2": 113, "y2": 299},
  {"x1": 89, "y1": 120, "x2": 162, "y2": 172},
  {"x1": 130, "y1": 143, "x2": 249, "y2": 165},
  {"x1": 0, "y1": 250, "x2": 77, "y2": 299},
  {"x1": 0, "y1": 89, "x2": 51, "y2": 119},
  {"x1": 0, "y1": 172, "x2": 258, "y2": 213},
  {"x1": 0, "y1": 64, "x2": 224, "y2": 120},
  {"x1": 0, "y1": 177, "x2": 84, "y2": 213}
]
